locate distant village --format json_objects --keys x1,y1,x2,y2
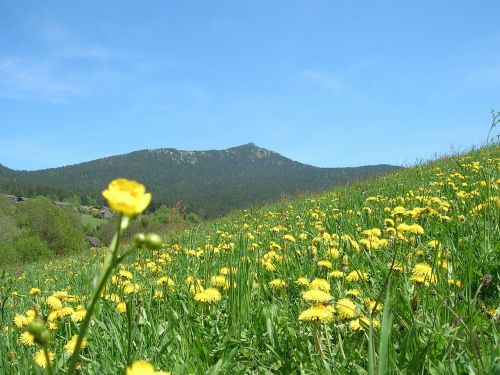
[
  {"x1": 2, "y1": 193, "x2": 116, "y2": 219},
  {"x1": 2, "y1": 193, "x2": 116, "y2": 248}
]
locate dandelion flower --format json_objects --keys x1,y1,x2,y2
[
  {"x1": 34, "y1": 349, "x2": 55, "y2": 368},
  {"x1": 345, "y1": 270, "x2": 369, "y2": 282},
  {"x1": 116, "y1": 302, "x2": 127, "y2": 313},
  {"x1": 302, "y1": 289, "x2": 333, "y2": 303},
  {"x1": 295, "y1": 277, "x2": 310, "y2": 287},
  {"x1": 19, "y1": 331, "x2": 35, "y2": 346},
  {"x1": 349, "y1": 316, "x2": 381, "y2": 331},
  {"x1": 29, "y1": 288, "x2": 41, "y2": 296},
  {"x1": 364, "y1": 298, "x2": 383, "y2": 312},
  {"x1": 427, "y1": 240, "x2": 441, "y2": 249},
  {"x1": 211, "y1": 275, "x2": 229, "y2": 289},
  {"x1": 408, "y1": 224, "x2": 424, "y2": 235},
  {"x1": 126, "y1": 360, "x2": 170, "y2": 375},
  {"x1": 337, "y1": 298, "x2": 357, "y2": 319},
  {"x1": 345, "y1": 289, "x2": 361, "y2": 297},
  {"x1": 119, "y1": 270, "x2": 134, "y2": 280},
  {"x1": 13, "y1": 314, "x2": 28, "y2": 328},
  {"x1": 329, "y1": 270, "x2": 345, "y2": 279},
  {"x1": 298, "y1": 304, "x2": 334, "y2": 322},
  {"x1": 268, "y1": 279, "x2": 286, "y2": 291},
  {"x1": 64, "y1": 335, "x2": 87, "y2": 355},
  {"x1": 46, "y1": 296, "x2": 62, "y2": 310},
  {"x1": 71, "y1": 308, "x2": 86, "y2": 322},
  {"x1": 317, "y1": 260, "x2": 333, "y2": 269},
  {"x1": 410, "y1": 263, "x2": 437, "y2": 285},
  {"x1": 124, "y1": 283, "x2": 141, "y2": 295},
  {"x1": 104, "y1": 293, "x2": 121, "y2": 303},
  {"x1": 156, "y1": 276, "x2": 175, "y2": 288},
  {"x1": 102, "y1": 178, "x2": 152, "y2": 217},
  {"x1": 309, "y1": 278, "x2": 330, "y2": 292},
  {"x1": 194, "y1": 288, "x2": 222, "y2": 303},
  {"x1": 52, "y1": 291, "x2": 69, "y2": 299},
  {"x1": 57, "y1": 306, "x2": 75, "y2": 318},
  {"x1": 388, "y1": 262, "x2": 404, "y2": 272}
]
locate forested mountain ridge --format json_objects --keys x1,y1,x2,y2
[{"x1": 0, "y1": 143, "x2": 401, "y2": 217}]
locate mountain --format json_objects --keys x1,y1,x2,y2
[{"x1": 0, "y1": 143, "x2": 401, "y2": 217}]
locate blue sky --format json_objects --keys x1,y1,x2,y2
[{"x1": 1, "y1": 1, "x2": 499, "y2": 170}]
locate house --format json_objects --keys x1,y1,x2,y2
[
  {"x1": 83, "y1": 205, "x2": 101, "y2": 213},
  {"x1": 85, "y1": 236, "x2": 102, "y2": 248},
  {"x1": 99, "y1": 206, "x2": 115, "y2": 219},
  {"x1": 2, "y1": 194, "x2": 26, "y2": 204},
  {"x1": 53, "y1": 201, "x2": 71, "y2": 208}
]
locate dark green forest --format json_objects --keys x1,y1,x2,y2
[{"x1": 0, "y1": 143, "x2": 400, "y2": 217}]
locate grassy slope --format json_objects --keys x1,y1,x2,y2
[{"x1": 1, "y1": 146, "x2": 498, "y2": 374}]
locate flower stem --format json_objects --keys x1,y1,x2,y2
[
  {"x1": 314, "y1": 322, "x2": 325, "y2": 360},
  {"x1": 67, "y1": 215, "x2": 125, "y2": 375}
]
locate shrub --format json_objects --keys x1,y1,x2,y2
[
  {"x1": 15, "y1": 197, "x2": 87, "y2": 256},
  {"x1": 14, "y1": 234, "x2": 53, "y2": 262}
]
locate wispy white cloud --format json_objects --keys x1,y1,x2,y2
[
  {"x1": 300, "y1": 69, "x2": 345, "y2": 94},
  {"x1": 0, "y1": 24, "x2": 123, "y2": 103},
  {"x1": 462, "y1": 64, "x2": 500, "y2": 84},
  {"x1": 0, "y1": 57, "x2": 85, "y2": 102}
]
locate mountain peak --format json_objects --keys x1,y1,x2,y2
[
  {"x1": 228, "y1": 142, "x2": 260, "y2": 150},
  {"x1": 0, "y1": 144, "x2": 401, "y2": 217}
]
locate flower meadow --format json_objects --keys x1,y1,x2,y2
[{"x1": 1, "y1": 146, "x2": 499, "y2": 374}]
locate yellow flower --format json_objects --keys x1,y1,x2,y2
[
  {"x1": 309, "y1": 278, "x2": 330, "y2": 292},
  {"x1": 211, "y1": 275, "x2": 229, "y2": 289},
  {"x1": 13, "y1": 314, "x2": 28, "y2": 328},
  {"x1": 116, "y1": 302, "x2": 127, "y2": 313},
  {"x1": 104, "y1": 293, "x2": 121, "y2": 303},
  {"x1": 29, "y1": 288, "x2": 41, "y2": 295},
  {"x1": 124, "y1": 283, "x2": 141, "y2": 295},
  {"x1": 298, "y1": 304, "x2": 335, "y2": 322},
  {"x1": 71, "y1": 308, "x2": 86, "y2": 322},
  {"x1": 345, "y1": 289, "x2": 361, "y2": 297},
  {"x1": 317, "y1": 260, "x2": 333, "y2": 269},
  {"x1": 119, "y1": 269, "x2": 134, "y2": 280},
  {"x1": 364, "y1": 298, "x2": 383, "y2": 312},
  {"x1": 194, "y1": 288, "x2": 222, "y2": 303},
  {"x1": 329, "y1": 270, "x2": 345, "y2": 279},
  {"x1": 156, "y1": 276, "x2": 175, "y2": 288},
  {"x1": 19, "y1": 331, "x2": 35, "y2": 346},
  {"x1": 65, "y1": 335, "x2": 88, "y2": 355},
  {"x1": 345, "y1": 270, "x2": 369, "y2": 282},
  {"x1": 448, "y1": 279, "x2": 462, "y2": 288},
  {"x1": 46, "y1": 296, "x2": 62, "y2": 310},
  {"x1": 410, "y1": 263, "x2": 437, "y2": 285},
  {"x1": 295, "y1": 277, "x2": 310, "y2": 287},
  {"x1": 337, "y1": 298, "x2": 357, "y2": 319},
  {"x1": 102, "y1": 178, "x2": 152, "y2": 217},
  {"x1": 427, "y1": 240, "x2": 441, "y2": 249},
  {"x1": 408, "y1": 224, "x2": 424, "y2": 235},
  {"x1": 34, "y1": 349, "x2": 55, "y2": 368},
  {"x1": 349, "y1": 316, "x2": 381, "y2": 331},
  {"x1": 268, "y1": 279, "x2": 286, "y2": 291},
  {"x1": 302, "y1": 289, "x2": 333, "y2": 303},
  {"x1": 126, "y1": 360, "x2": 170, "y2": 375}
]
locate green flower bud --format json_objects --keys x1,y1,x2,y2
[
  {"x1": 133, "y1": 233, "x2": 146, "y2": 248},
  {"x1": 27, "y1": 318, "x2": 50, "y2": 346},
  {"x1": 145, "y1": 233, "x2": 162, "y2": 250}
]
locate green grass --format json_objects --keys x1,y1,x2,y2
[
  {"x1": 80, "y1": 213, "x2": 106, "y2": 231},
  {"x1": 1, "y1": 145, "x2": 499, "y2": 374}
]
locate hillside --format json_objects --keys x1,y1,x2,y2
[
  {"x1": 2, "y1": 145, "x2": 498, "y2": 373},
  {"x1": 0, "y1": 143, "x2": 400, "y2": 217}
]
